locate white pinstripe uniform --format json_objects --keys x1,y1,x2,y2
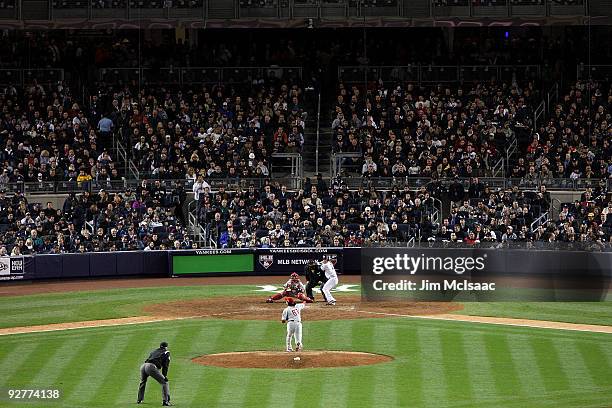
[
  {"x1": 320, "y1": 260, "x2": 338, "y2": 304},
  {"x1": 282, "y1": 303, "x2": 305, "y2": 352}
]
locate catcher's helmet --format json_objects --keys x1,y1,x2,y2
[
  {"x1": 285, "y1": 297, "x2": 296, "y2": 306},
  {"x1": 290, "y1": 272, "x2": 299, "y2": 280}
]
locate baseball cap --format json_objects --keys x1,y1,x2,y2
[{"x1": 160, "y1": 341, "x2": 168, "y2": 348}]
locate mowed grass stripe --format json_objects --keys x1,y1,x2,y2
[
  {"x1": 292, "y1": 320, "x2": 330, "y2": 408},
  {"x1": 242, "y1": 321, "x2": 280, "y2": 408},
  {"x1": 49, "y1": 332, "x2": 113, "y2": 404},
  {"x1": 418, "y1": 327, "x2": 448, "y2": 407},
  {"x1": 506, "y1": 334, "x2": 547, "y2": 399},
  {"x1": 311, "y1": 319, "x2": 346, "y2": 408},
  {"x1": 27, "y1": 337, "x2": 89, "y2": 389},
  {"x1": 575, "y1": 341, "x2": 612, "y2": 388},
  {"x1": 440, "y1": 330, "x2": 474, "y2": 405},
  {"x1": 61, "y1": 333, "x2": 133, "y2": 405},
  {"x1": 482, "y1": 333, "x2": 522, "y2": 397},
  {"x1": 5, "y1": 338, "x2": 64, "y2": 388},
  {"x1": 319, "y1": 320, "x2": 354, "y2": 408},
  {"x1": 394, "y1": 322, "x2": 423, "y2": 407},
  {"x1": 89, "y1": 331, "x2": 155, "y2": 405},
  {"x1": 0, "y1": 343, "x2": 38, "y2": 385},
  {"x1": 369, "y1": 322, "x2": 398, "y2": 408},
  {"x1": 197, "y1": 321, "x2": 249, "y2": 407},
  {"x1": 216, "y1": 320, "x2": 271, "y2": 408},
  {"x1": 347, "y1": 321, "x2": 376, "y2": 408},
  {"x1": 185, "y1": 322, "x2": 225, "y2": 407},
  {"x1": 148, "y1": 321, "x2": 208, "y2": 406},
  {"x1": 462, "y1": 331, "x2": 497, "y2": 402},
  {"x1": 554, "y1": 338, "x2": 599, "y2": 394},
  {"x1": 528, "y1": 336, "x2": 571, "y2": 393}
]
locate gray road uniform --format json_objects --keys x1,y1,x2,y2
[
  {"x1": 138, "y1": 344, "x2": 171, "y2": 405},
  {"x1": 282, "y1": 303, "x2": 305, "y2": 351}
]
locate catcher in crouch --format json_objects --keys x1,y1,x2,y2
[{"x1": 266, "y1": 272, "x2": 313, "y2": 303}]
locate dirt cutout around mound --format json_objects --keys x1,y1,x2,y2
[
  {"x1": 192, "y1": 351, "x2": 393, "y2": 369},
  {"x1": 144, "y1": 295, "x2": 463, "y2": 321}
]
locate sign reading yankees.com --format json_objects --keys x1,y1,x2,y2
[{"x1": 255, "y1": 248, "x2": 343, "y2": 274}]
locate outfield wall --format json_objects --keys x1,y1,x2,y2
[
  {"x1": 1, "y1": 248, "x2": 610, "y2": 295},
  {"x1": 0, "y1": 248, "x2": 358, "y2": 281}
]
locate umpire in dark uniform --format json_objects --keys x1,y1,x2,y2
[
  {"x1": 138, "y1": 341, "x2": 172, "y2": 406},
  {"x1": 304, "y1": 259, "x2": 327, "y2": 301}
]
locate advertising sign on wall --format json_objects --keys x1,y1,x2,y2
[
  {"x1": 170, "y1": 249, "x2": 254, "y2": 276},
  {"x1": 254, "y1": 247, "x2": 343, "y2": 275},
  {"x1": 0, "y1": 256, "x2": 27, "y2": 281}
]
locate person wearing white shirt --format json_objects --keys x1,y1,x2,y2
[
  {"x1": 319, "y1": 256, "x2": 339, "y2": 305},
  {"x1": 192, "y1": 176, "x2": 210, "y2": 201},
  {"x1": 281, "y1": 297, "x2": 306, "y2": 352}
]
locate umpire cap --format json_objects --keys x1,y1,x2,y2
[{"x1": 160, "y1": 341, "x2": 169, "y2": 348}]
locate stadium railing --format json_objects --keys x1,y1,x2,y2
[
  {"x1": 0, "y1": 177, "x2": 313, "y2": 194},
  {"x1": 432, "y1": 0, "x2": 587, "y2": 17},
  {"x1": 2, "y1": 0, "x2": 591, "y2": 21},
  {"x1": 1, "y1": 176, "x2": 609, "y2": 194},
  {"x1": 366, "y1": 240, "x2": 612, "y2": 251},
  {"x1": 97, "y1": 66, "x2": 303, "y2": 85},
  {"x1": 320, "y1": 173, "x2": 611, "y2": 191},
  {"x1": 337, "y1": 64, "x2": 541, "y2": 84},
  {"x1": 576, "y1": 64, "x2": 612, "y2": 81},
  {"x1": 0, "y1": 68, "x2": 65, "y2": 87}
]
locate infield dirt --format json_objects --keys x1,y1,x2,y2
[{"x1": 143, "y1": 295, "x2": 463, "y2": 321}]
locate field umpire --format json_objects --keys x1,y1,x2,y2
[
  {"x1": 138, "y1": 341, "x2": 172, "y2": 406},
  {"x1": 304, "y1": 259, "x2": 327, "y2": 301}
]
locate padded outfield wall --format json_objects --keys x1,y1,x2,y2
[{"x1": 1, "y1": 247, "x2": 610, "y2": 302}]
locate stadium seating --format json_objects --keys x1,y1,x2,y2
[
  {"x1": 330, "y1": 81, "x2": 537, "y2": 178},
  {"x1": 196, "y1": 178, "x2": 610, "y2": 249},
  {"x1": 0, "y1": 80, "x2": 121, "y2": 185},
  {"x1": 125, "y1": 82, "x2": 307, "y2": 179},
  {"x1": 518, "y1": 80, "x2": 612, "y2": 182},
  {"x1": 0, "y1": 182, "x2": 191, "y2": 255}
]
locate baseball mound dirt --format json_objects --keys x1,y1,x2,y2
[
  {"x1": 192, "y1": 351, "x2": 393, "y2": 369},
  {"x1": 143, "y1": 295, "x2": 463, "y2": 321}
]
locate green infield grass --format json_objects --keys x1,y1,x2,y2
[
  {"x1": 0, "y1": 284, "x2": 611, "y2": 408},
  {"x1": 1, "y1": 284, "x2": 612, "y2": 328}
]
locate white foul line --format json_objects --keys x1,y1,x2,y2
[
  {"x1": 0, "y1": 311, "x2": 244, "y2": 336},
  {"x1": 354, "y1": 310, "x2": 612, "y2": 334}
]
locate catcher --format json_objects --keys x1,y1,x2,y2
[{"x1": 266, "y1": 272, "x2": 313, "y2": 303}]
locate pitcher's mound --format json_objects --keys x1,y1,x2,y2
[{"x1": 192, "y1": 351, "x2": 393, "y2": 369}]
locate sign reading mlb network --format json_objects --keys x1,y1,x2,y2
[
  {"x1": 361, "y1": 248, "x2": 612, "y2": 302},
  {"x1": 0, "y1": 256, "x2": 25, "y2": 281}
]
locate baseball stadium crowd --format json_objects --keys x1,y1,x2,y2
[
  {"x1": 196, "y1": 176, "x2": 612, "y2": 249},
  {"x1": 0, "y1": 180, "x2": 191, "y2": 255},
  {"x1": 0, "y1": 27, "x2": 611, "y2": 254},
  {"x1": 0, "y1": 79, "x2": 122, "y2": 185},
  {"x1": 518, "y1": 80, "x2": 612, "y2": 182},
  {"x1": 125, "y1": 80, "x2": 307, "y2": 180},
  {"x1": 0, "y1": 70, "x2": 307, "y2": 183},
  {"x1": 330, "y1": 80, "x2": 536, "y2": 178},
  {"x1": 330, "y1": 79, "x2": 612, "y2": 182}
]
